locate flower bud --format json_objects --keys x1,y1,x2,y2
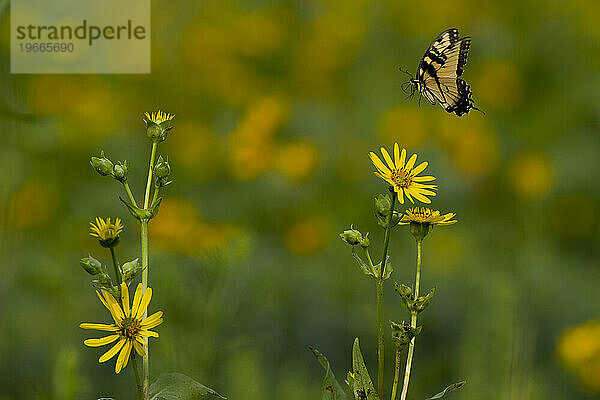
[
  {"x1": 340, "y1": 226, "x2": 363, "y2": 246},
  {"x1": 97, "y1": 272, "x2": 112, "y2": 286},
  {"x1": 360, "y1": 232, "x2": 370, "y2": 248},
  {"x1": 113, "y1": 161, "x2": 129, "y2": 183},
  {"x1": 409, "y1": 221, "x2": 431, "y2": 241},
  {"x1": 122, "y1": 258, "x2": 143, "y2": 281},
  {"x1": 80, "y1": 255, "x2": 102, "y2": 275},
  {"x1": 374, "y1": 194, "x2": 393, "y2": 217},
  {"x1": 90, "y1": 151, "x2": 114, "y2": 176},
  {"x1": 144, "y1": 111, "x2": 174, "y2": 143},
  {"x1": 391, "y1": 321, "x2": 422, "y2": 349}
]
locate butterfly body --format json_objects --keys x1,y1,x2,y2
[{"x1": 406, "y1": 28, "x2": 480, "y2": 116}]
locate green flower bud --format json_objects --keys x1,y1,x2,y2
[
  {"x1": 360, "y1": 232, "x2": 370, "y2": 248},
  {"x1": 122, "y1": 258, "x2": 143, "y2": 281},
  {"x1": 113, "y1": 161, "x2": 129, "y2": 183},
  {"x1": 80, "y1": 255, "x2": 102, "y2": 275},
  {"x1": 340, "y1": 226, "x2": 363, "y2": 246},
  {"x1": 374, "y1": 194, "x2": 393, "y2": 217},
  {"x1": 144, "y1": 111, "x2": 174, "y2": 143},
  {"x1": 154, "y1": 156, "x2": 172, "y2": 187},
  {"x1": 90, "y1": 151, "x2": 114, "y2": 176},
  {"x1": 409, "y1": 221, "x2": 431, "y2": 241},
  {"x1": 97, "y1": 272, "x2": 112, "y2": 286}
]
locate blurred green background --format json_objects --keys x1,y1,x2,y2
[{"x1": 1, "y1": 0, "x2": 600, "y2": 399}]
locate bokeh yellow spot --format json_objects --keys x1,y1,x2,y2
[
  {"x1": 437, "y1": 116, "x2": 499, "y2": 178},
  {"x1": 228, "y1": 97, "x2": 290, "y2": 180},
  {"x1": 5, "y1": 180, "x2": 58, "y2": 230},
  {"x1": 152, "y1": 198, "x2": 234, "y2": 255},
  {"x1": 167, "y1": 121, "x2": 222, "y2": 182},
  {"x1": 284, "y1": 217, "x2": 331, "y2": 257},
  {"x1": 275, "y1": 141, "x2": 319, "y2": 181},
  {"x1": 550, "y1": 194, "x2": 596, "y2": 240},
  {"x1": 378, "y1": 106, "x2": 428, "y2": 150},
  {"x1": 474, "y1": 60, "x2": 524, "y2": 111},
  {"x1": 507, "y1": 151, "x2": 555, "y2": 200},
  {"x1": 558, "y1": 320, "x2": 600, "y2": 392}
]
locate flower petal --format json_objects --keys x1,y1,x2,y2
[
  {"x1": 115, "y1": 340, "x2": 132, "y2": 374},
  {"x1": 405, "y1": 154, "x2": 418, "y2": 171},
  {"x1": 380, "y1": 147, "x2": 395, "y2": 170},
  {"x1": 102, "y1": 289, "x2": 125, "y2": 324},
  {"x1": 80, "y1": 323, "x2": 119, "y2": 332},
  {"x1": 412, "y1": 176, "x2": 436, "y2": 182},
  {"x1": 130, "y1": 283, "x2": 144, "y2": 319},
  {"x1": 84, "y1": 334, "x2": 120, "y2": 347},
  {"x1": 397, "y1": 188, "x2": 405, "y2": 204},
  {"x1": 133, "y1": 339, "x2": 146, "y2": 357},
  {"x1": 140, "y1": 311, "x2": 164, "y2": 330},
  {"x1": 135, "y1": 287, "x2": 153, "y2": 320},
  {"x1": 394, "y1": 143, "x2": 401, "y2": 167},
  {"x1": 411, "y1": 161, "x2": 428, "y2": 176},
  {"x1": 138, "y1": 330, "x2": 159, "y2": 338},
  {"x1": 369, "y1": 153, "x2": 390, "y2": 174},
  {"x1": 399, "y1": 148, "x2": 406, "y2": 167},
  {"x1": 99, "y1": 337, "x2": 126, "y2": 363},
  {"x1": 121, "y1": 282, "x2": 130, "y2": 317}
]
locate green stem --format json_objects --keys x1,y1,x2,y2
[
  {"x1": 123, "y1": 182, "x2": 137, "y2": 207},
  {"x1": 109, "y1": 247, "x2": 122, "y2": 283},
  {"x1": 140, "y1": 142, "x2": 157, "y2": 400},
  {"x1": 390, "y1": 346, "x2": 402, "y2": 400},
  {"x1": 151, "y1": 184, "x2": 160, "y2": 207},
  {"x1": 400, "y1": 239, "x2": 422, "y2": 400},
  {"x1": 377, "y1": 191, "x2": 396, "y2": 399},
  {"x1": 131, "y1": 353, "x2": 144, "y2": 400},
  {"x1": 144, "y1": 142, "x2": 158, "y2": 209}
]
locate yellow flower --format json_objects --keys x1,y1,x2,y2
[
  {"x1": 144, "y1": 110, "x2": 175, "y2": 124},
  {"x1": 369, "y1": 144, "x2": 437, "y2": 204},
  {"x1": 89, "y1": 217, "x2": 123, "y2": 248},
  {"x1": 400, "y1": 207, "x2": 457, "y2": 226},
  {"x1": 80, "y1": 282, "x2": 163, "y2": 374}
]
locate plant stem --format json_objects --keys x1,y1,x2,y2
[
  {"x1": 109, "y1": 247, "x2": 122, "y2": 283},
  {"x1": 144, "y1": 142, "x2": 158, "y2": 209},
  {"x1": 400, "y1": 239, "x2": 422, "y2": 400},
  {"x1": 124, "y1": 182, "x2": 137, "y2": 206},
  {"x1": 131, "y1": 354, "x2": 144, "y2": 400},
  {"x1": 151, "y1": 184, "x2": 160, "y2": 207},
  {"x1": 390, "y1": 346, "x2": 402, "y2": 400},
  {"x1": 140, "y1": 142, "x2": 157, "y2": 400},
  {"x1": 377, "y1": 191, "x2": 396, "y2": 399}
]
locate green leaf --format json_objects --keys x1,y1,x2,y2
[
  {"x1": 351, "y1": 338, "x2": 379, "y2": 400},
  {"x1": 149, "y1": 373, "x2": 226, "y2": 400},
  {"x1": 352, "y1": 250, "x2": 375, "y2": 278},
  {"x1": 425, "y1": 381, "x2": 466, "y2": 400},
  {"x1": 310, "y1": 347, "x2": 348, "y2": 400}
]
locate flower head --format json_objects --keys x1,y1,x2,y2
[
  {"x1": 400, "y1": 207, "x2": 457, "y2": 241},
  {"x1": 80, "y1": 282, "x2": 163, "y2": 374},
  {"x1": 144, "y1": 110, "x2": 175, "y2": 125},
  {"x1": 89, "y1": 217, "x2": 123, "y2": 248},
  {"x1": 369, "y1": 144, "x2": 437, "y2": 204}
]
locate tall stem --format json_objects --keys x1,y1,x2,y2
[
  {"x1": 109, "y1": 247, "x2": 122, "y2": 283},
  {"x1": 131, "y1": 354, "x2": 144, "y2": 400},
  {"x1": 400, "y1": 239, "x2": 422, "y2": 400},
  {"x1": 390, "y1": 346, "x2": 402, "y2": 400},
  {"x1": 140, "y1": 142, "x2": 157, "y2": 400},
  {"x1": 376, "y1": 191, "x2": 396, "y2": 399}
]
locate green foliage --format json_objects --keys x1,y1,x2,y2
[
  {"x1": 351, "y1": 339, "x2": 379, "y2": 400},
  {"x1": 425, "y1": 381, "x2": 466, "y2": 400},
  {"x1": 149, "y1": 373, "x2": 226, "y2": 400},
  {"x1": 310, "y1": 347, "x2": 348, "y2": 400}
]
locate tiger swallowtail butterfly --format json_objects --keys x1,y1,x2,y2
[{"x1": 402, "y1": 28, "x2": 482, "y2": 116}]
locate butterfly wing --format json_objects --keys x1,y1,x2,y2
[{"x1": 413, "y1": 28, "x2": 478, "y2": 116}]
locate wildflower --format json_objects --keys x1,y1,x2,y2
[
  {"x1": 89, "y1": 217, "x2": 124, "y2": 248},
  {"x1": 400, "y1": 207, "x2": 457, "y2": 226},
  {"x1": 400, "y1": 207, "x2": 456, "y2": 241},
  {"x1": 369, "y1": 144, "x2": 436, "y2": 204},
  {"x1": 144, "y1": 110, "x2": 175, "y2": 143},
  {"x1": 80, "y1": 282, "x2": 163, "y2": 374}
]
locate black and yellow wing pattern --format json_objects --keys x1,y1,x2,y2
[{"x1": 409, "y1": 28, "x2": 480, "y2": 116}]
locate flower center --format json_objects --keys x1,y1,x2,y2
[
  {"x1": 410, "y1": 207, "x2": 432, "y2": 222},
  {"x1": 391, "y1": 169, "x2": 412, "y2": 188},
  {"x1": 121, "y1": 318, "x2": 141, "y2": 339}
]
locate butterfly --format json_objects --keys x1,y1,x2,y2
[{"x1": 401, "y1": 28, "x2": 482, "y2": 116}]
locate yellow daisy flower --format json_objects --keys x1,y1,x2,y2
[
  {"x1": 369, "y1": 144, "x2": 437, "y2": 204},
  {"x1": 80, "y1": 282, "x2": 163, "y2": 374},
  {"x1": 89, "y1": 217, "x2": 123, "y2": 248},
  {"x1": 400, "y1": 207, "x2": 457, "y2": 226},
  {"x1": 144, "y1": 110, "x2": 175, "y2": 124}
]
